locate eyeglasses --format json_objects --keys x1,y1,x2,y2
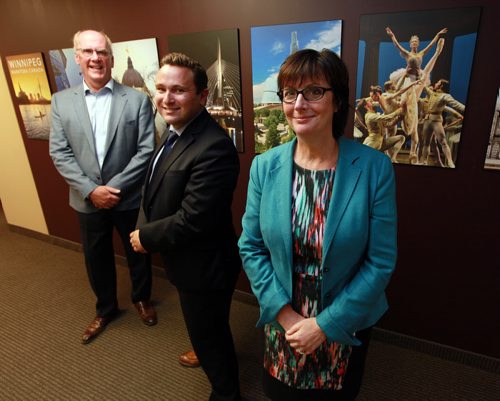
[
  {"x1": 77, "y1": 48, "x2": 111, "y2": 58},
  {"x1": 277, "y1": 86, "x2": 333, "y2": 103}
]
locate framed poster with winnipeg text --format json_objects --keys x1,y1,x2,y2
[{"x1": 5, "y1": 52, "x2": 52, "y2": 140}]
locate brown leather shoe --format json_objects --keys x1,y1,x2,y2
[
  {"x1": 179, "y1": 350, "x2": 200, "y2": 368},
  {"x1": 134, "y1": 301, "x2": 157, "y2": 326},
  {"x1": 82, "y1": 316, "x2": 112, "y2": 344}
]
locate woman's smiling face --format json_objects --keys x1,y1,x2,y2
[{"x1": 282, "y1": 77, "x2": 336, "y2": 139}]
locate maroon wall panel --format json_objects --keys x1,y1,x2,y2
[{"x1": 1, "y1": 0, "x2": 499, "y2": 358}]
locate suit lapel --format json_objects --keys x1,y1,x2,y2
[
  {"x1": 322, "y1": 138, "x2": 361, "y2": 260},
  {"x1": 144, "y1": 111, "x2": 209, "y2": 206},
  {"x1": 157, "y1": 130, "x2": 192, "y2": 174},
  {"x1": 142, "y1": 132, "x2": 166, "y2": 207},
  {"x1": 72, "y1": 84, "x2": 96, "y2": 157},
  {"x1": 104, "y1": 83, "x2": 127, "y2": 158},
  {"x1": 270, "y1": 141, "x2": 295, "y2": 275},
  {"x1": 146, "y1": 131, "x2": 194, "y2": 204},
  {"x1": 145, "y1": 129, "x2": 170, "y2": 180}
]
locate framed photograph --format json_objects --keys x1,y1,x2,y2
[
  {"x1": 5, "y1": 52, "x2": 52, "y2": 140},
  {"x1": 484, "y1": 88, "x2": 500, "y2": 171},
  {"x1": 251, "y1": 20, "x2": 342, "y2": 153},
  {"x1": 48, "y1": 48, "x2": 81, "y2": 91},
  {"x1": 168, "y1": 29, "x2": 244, "y2": 152},
  {"x1": 110, "y1": 38, "x2": 159, "y2": 101},
  {"x1": 355, "y1": 7, "x2": 481, "y2": 168},
  {"x1": 110, "y1": 38, "x2": 164, "y2": 139},
  {"x1": 49, "y1": 38, "x2": 164, "y2": 139},
  {"x1": 49, "y1": 38, "x2": 159, "y2": 92}
]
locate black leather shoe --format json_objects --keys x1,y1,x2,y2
[{"x1": 134, "y1": 301, "x2": 157, "y2": 326}]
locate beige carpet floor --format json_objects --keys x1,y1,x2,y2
[{"x1": 0, "y1": 206, "x2": 499, "y2": 400}]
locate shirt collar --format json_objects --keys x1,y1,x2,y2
[
  {"x1": 170, "y1": 108, "x2": 204, "y2": 136},
  {"x1": 83, "y1": 79, "x2": 114, "y2": 95}
]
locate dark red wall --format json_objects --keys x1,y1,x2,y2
[{"x1": 1, "y1": 0, "x2": 499, "y2": 359}]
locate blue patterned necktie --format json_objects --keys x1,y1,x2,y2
[
  {"x1": 163, "y1": 130, "x2": 179, "y2": 154},
  {"x1": 150, "y1": 131, "x2": 179, "y2": 180}
]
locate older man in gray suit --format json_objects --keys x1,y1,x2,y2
[{"x1": 50, "y1": 30, "x2": 156, "y2": 344}]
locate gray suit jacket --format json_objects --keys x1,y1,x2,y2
[{"x1": 49, "y1": 81, "x2": 155, "y2": 213}]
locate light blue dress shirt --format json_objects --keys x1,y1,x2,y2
[{"x1": 84, "y1": 79, "x2": 114, "y2": 168}]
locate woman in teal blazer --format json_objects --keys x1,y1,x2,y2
[{"x1": 238, "y1": 49, "x2": 397, "y2": 400}]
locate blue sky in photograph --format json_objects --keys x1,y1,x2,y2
[{"x1": 251, "y1": 20, "x2": 342, "y2": 104}]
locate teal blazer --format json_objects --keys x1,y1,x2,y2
[{"x1": 238, "y1": 137, "x2": 397, "y2": 346}]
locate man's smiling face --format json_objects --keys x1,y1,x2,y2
[{"x1": 74, "y1": 30, "x2": 114, "y2": 92}]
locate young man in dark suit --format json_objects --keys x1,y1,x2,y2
[{"x1": 130, "y1": 53, "x2": 241, "y2": 401}]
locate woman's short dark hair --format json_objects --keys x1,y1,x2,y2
[
  {"x1": 277, "y1": 48, "x2": 349, "y2": 138},
  {"x1": 160, "y1": 52, "x2": 208, "y2": 94}
]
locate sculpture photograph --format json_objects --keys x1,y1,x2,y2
[{"x1": 355, "y1": 7, "x2": 480, "y2": 168}]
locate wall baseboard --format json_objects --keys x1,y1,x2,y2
[
  {"x1": 9, "y1": 223, "x2": 83, "y2": 252},
  {"x1": 10, "y1": 223, "x2": 500, "y2": 374},
  {"x1": 371, "y1": 327, "x2": 500, "y2": 374},
  {"x1": 8, "y1": 223, "x2": 166, "y2": 275}
]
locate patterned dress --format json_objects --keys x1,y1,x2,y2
[{"x1": 264, "y1": 163, "x2": 352, "y2": 390}]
